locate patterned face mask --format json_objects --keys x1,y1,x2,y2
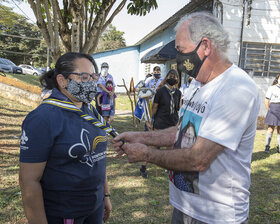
[{"x1": 66, "y1": 79, "x2": 97, "y2": 103}]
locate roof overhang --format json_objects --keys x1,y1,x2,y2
[{"x1": 141, "y1": 40, "x2": 176, "y2": 64}]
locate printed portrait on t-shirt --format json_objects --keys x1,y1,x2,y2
[{"x1": 170, "y1": 110, "x2": 202, "y2": 194}]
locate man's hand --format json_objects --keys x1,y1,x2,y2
[
  {"x1": 112, "y1": 132, "x2": 144, "y2": 158},
  {"x1": 121, "y1": 142, "x2": 149, "y2": 163}
]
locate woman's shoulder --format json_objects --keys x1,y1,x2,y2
[{"x1": 25, "y1": 103, "x2": 64, "y2": 124}]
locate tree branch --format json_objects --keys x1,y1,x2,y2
[
  {"x1": 102, "y1": 0, "x2": 127, "y2": 34},
  {"x1": 27, "y1": 0, "x2": 51, "y2": 47}
]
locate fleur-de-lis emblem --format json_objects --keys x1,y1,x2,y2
[
  {"x1": 183, "y1": 59, "x2": 194, "y2": 71},
  {"x1": 68, "y1": 129, "x2": 107, "y2": 167},
  {"x1": 21, "y1": 130, "x2": 28, "y2": 145}
]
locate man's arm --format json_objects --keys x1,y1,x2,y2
[
  {"x1": 121, "y1": 136, "x2": 224, "y2": 172},
  {"x1": 98, "y1": 84, "x2": 110, "y2": 93},
  {"x1": 19, "y1": 162, "x2": 48, "y2": 224},
  {"x1": 113, "y1": 126, "x2": 177, "y2": 147},
  {"x1": 113, "y1": 126, "x2": 178, "y2": 158}
]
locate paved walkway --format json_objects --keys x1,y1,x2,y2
[{"x1": 115, "y1": 110, "x2": 132, "y2": 116}]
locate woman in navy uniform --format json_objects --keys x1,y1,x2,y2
[{"x1": 19, "y1": 52, "x2": 112, "y2": 224}]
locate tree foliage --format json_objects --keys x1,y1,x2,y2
[
  {"x1": 0, "y1": 4, "x2": 47, "y2": 67},
  {"x1": 96, "y1": 24, "x2": 126, "y2": 52},
  {"x1": 24, "y1": 0, "x2": 158, "y2": 62}
]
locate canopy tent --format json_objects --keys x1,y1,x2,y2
[{"x1": 140, "y1": 40, "x2": 177, "y2": 64}]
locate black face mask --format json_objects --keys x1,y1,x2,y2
[
  {"x1": 176, "y1": 40, "x2": 207, "y2": 78},
  {"x1": 166, "y1": 78, "x2": 178, "y2": 86},
  {"x1": 154, "y1": 73, "x2": 161, "y2": 79}
]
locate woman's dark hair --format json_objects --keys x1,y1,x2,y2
[
  {"x1": 153, "y1": 66, "x2": 161, "y2": 72},
  {"x1": 157, "y1": 69, "x2": 179, "y2": 90},
  {"x1": 272, "y1": 74, "x2": 280, "y2": 86},
  {"x1": 40, "y1": 52, "x2": 96, "y2": 89}
]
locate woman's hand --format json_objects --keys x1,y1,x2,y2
[
  {"x1": 145, "y1": 121, "x2": 153, "y2": 131},
  {"x1": 103, "y1": 197, "x2": 112, "y2": 222}
]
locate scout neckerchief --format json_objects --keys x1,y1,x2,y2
[
  {"x1": 42, "y1": 98, "x2": 115, "y2": 135},
  {"x1": 165, "y1": 84, "x2": 176, "y2": 114}
]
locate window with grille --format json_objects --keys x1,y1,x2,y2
[
  {"x1": 144, "y1": 63, "x2": 151, "y2": 75},
  {"x1": 240, "y1": 42, "x2": 280, "y2": 77}
]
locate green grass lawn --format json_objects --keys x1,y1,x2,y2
[
  {"x1": 5, "y1": 73, "x2": 41, "y2": 87},
  {"x1": 0, "y1": 95, "x2": 279, "y2": 224}
]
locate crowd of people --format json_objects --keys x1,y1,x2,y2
[{"x1": 19, "y1": 11, "x2": 278, "y2": 224}]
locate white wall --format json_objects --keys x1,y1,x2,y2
[
  {"x1": 243, "y1": 0, "x2": 280, "y2": 43},
  {"x1": 221, "y1": 0, "x2": 280, "y2": 64},
  {"x1": 220, "y1": 0, "x2": 243, "y2": 65},
  {"x1": 92, "y1": 46, "x2": 139, "y2": 93}
]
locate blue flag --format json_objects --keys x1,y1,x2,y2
[{"x1": 134, "y1": 98, "x2": 144, "y2": 121}]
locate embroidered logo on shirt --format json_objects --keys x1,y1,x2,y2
[
  {"x1": 20, "y1": 130, "x2": 28, "y2": 145},
  {"x1": 68, "y1": 128, "x2": 106, "y2": 167}
]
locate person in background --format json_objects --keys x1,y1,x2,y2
[
  {"x1": 145, "y1": 66, "x2": 164, "y2": 91},
  {"x1": 19, "y1": 52, "x2": 112, "y2": 224},
  {"x1": 264, "y1": 74, "x2": 280, "y2": 153},
  {"x1": 139, "y1": 66, "x2": 164, "y2": 178},
  {"x1": 95, "y1": 62, "x2": 116, "y2": 114},
  {"x1": 146, "y1": 69, "x2": 181, "y2": 133},
  {"x1": 97, "y1": 80, "x2": 116, "y2": 124},
  {"x1": 113, "y1": 11, "x2": 260, "y2": 223}
]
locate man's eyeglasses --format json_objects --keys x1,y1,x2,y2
[{"x1": 63, "y1": 72, "x2": 98, "y2": 82}]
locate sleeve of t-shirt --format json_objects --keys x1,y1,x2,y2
[
  {"x1": 198, "y1": 87, "x2": 260, "y2": 151},
  {"x1": 97, "y1": 76, "x2": 103, "y2": 86},
  {"x1": 145, "y1": 78, "x2": 153, "y2": 88},
  {"x1": 19, "y1": 109, "x2": 56, "y2": 163},
  {"x1": 265, "y1": 86, "x2": 272, "y2": 99}
]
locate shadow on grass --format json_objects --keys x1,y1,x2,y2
[
  {"x1": 0, "y1": 150, "x2": 19, "y2": 157},
  {"x1": 250, "y1": 160, "x2": 280, "y2": 223},
  {"x1": 0, "y1": 112, "x2": 26, "y2": 118},
  {"x1": 0, "y1": 122, "x2": 22, "y2": 128},
  {"x1": 251, "y1": 146, "x2": 279, "y2": 162},
  {"x1": 0, "y1": 129, "x2": 22, "y2": 136},
  {"x1": 0, "y1": 106, "x2": 28, "y2": 113}
]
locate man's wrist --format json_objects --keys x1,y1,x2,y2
[{"x1": 104, "y1": 193, "x2": 111, "y2": 197}]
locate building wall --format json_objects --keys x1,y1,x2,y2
[
  {"x1": 220, "y1": 0, "x2": 280, "y2": 116},
  {"x1": 220, "y1": 0, "x2": 243, "y2": 64},
  {"x1": 221, "y1": 0, "x2": 280, "y2": 63},
  {"x1": 138, "y1": 25, "x2": 177, "y2": 79},
  {"x1": 243, "y1": 0, "x2": 280, "y2": 43},
  {"x1": 92, "y1": 46, "x2": 139, "y2": 93}
]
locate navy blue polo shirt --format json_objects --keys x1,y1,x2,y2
[{"x1": 20, "y1": 89, "x2": 108, "y2": 218}]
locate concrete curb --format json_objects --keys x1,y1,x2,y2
[{"x1": 0, "y1": 82, "x2": 41, "y2": 108}]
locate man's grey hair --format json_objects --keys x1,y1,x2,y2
[{"x1": 175, "y1": 11, "x2": 230, "y2": 56}]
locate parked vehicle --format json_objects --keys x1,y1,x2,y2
[
  {"x1": 38, "y1": 67, "x2": 47, "y2": 73},
  {"x1": 0, "y1": 58, "x2": 13, "y2": 74},
  {"x1": 2, "y1": 58, "x2": 23, "y2": 74},
  {"x1": 18, "y1": 64, "x2": 43, "y2": 76}
]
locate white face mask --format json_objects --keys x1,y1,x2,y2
[{"x1": 101, "y1": 68, "x2": 108, "y2": 77}]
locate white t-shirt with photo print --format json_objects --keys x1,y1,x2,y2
[{"x1": 169, "y1": 64, "x2": 260, "y2": 224}]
